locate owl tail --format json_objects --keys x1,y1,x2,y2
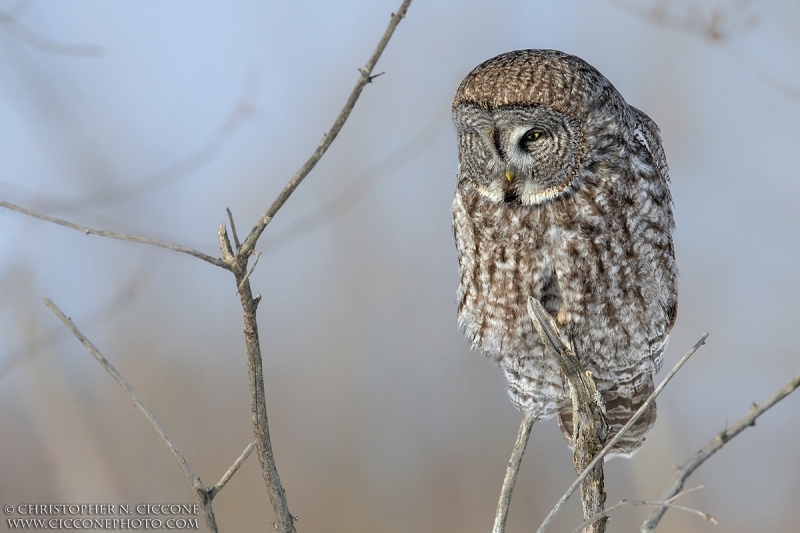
[{"x1": 556, "y1": 375, "x2": 657, "y2": 459}]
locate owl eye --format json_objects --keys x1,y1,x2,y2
[{"x1": 521, "y1": 129, "x2": 545, "y2": 145}]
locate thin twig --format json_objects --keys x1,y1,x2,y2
[
  {"x1": 226, "y1": 207, "x2": 241, "y2": 252},
  {"x1": 44, "y1": 299, "x2": 201, "y2": 489},
  {"x1": 536, "y1": 334, "x2": 709, "y2": 533},
  {"x1": 0, "y1": 9, "x2": 104, "y2": 57},
  {"x1": 237, "y1": 0, "x2": 413, "y2": 258},
  {"x1": 0, "y1": 255, "x2": 154, "y2": 379},
  {"x1": 43, "y1": 299, "x2": 218, "y2": 530},
  {"x1": 0, "y1": 199, "x2": 229, "y2": 270},
  {"x1": 209, "y1": 441, "x2": 256, "y2": 499},
  {"x1": 238, "y1": 251, "x2": 261, "y2": 292},
  {"x1": 641, "y1": 368, "x2": 800, "y2": 532},
  {"x1": 492, "y1": 414, "x2": 534, "y2": 533},
  {"x1": 607, "y1": 0, "x2": 800, "y2": 102},
  {"x1": 572, "y1": 487, "x2": 717, "y2": 533},
  {"x1": 44, "y1": 299, "x2": 255, "y2": 533}
]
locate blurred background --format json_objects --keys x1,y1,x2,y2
[{"x1": 1, "y1": 1, "x2": 799, "y2": 531}]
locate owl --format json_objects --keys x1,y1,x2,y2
[{"x1": 451, "y1": 50, "x2": 677, "y2": 456}]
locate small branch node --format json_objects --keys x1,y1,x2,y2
[{"x1": 237, "y1": 251, "x2": 262, "y2": 292}]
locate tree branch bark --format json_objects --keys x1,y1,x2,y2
[
  {"x1": 492, "y1": 414, "x2": 534, "y2": 533},
  {"x1": 0, "y1": 200, "x2": 229, "y2": 269},
  {"x1": 214, "y1": 3, "x2": 413, "y2": 531},
  {"x1": 236, "y1": 0, "x2": 413, "y2": 258},
  {"x1": 44, "y1": 298, "x2": 254, "y2": 533},
  {"x1": 641, "y1": 368, "x2": 800, "y2": 532},
  {"x1": 527, "y1": 298, "x2": 609, "y2": 533},
  {"x1": 536, "y1": 333, "x2": 709, "y2": 533}
]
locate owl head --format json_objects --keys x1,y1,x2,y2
[{"x1": 452, "y1": 49, "x2": 628, "y2": 205}]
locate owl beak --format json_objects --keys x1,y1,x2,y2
[{"x1": 505, "y1": 169, "x2": 514, "y2": 183}]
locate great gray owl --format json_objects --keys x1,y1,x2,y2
[{"x1": 451, "y1": 50, "x2": 677, "y2": 456}]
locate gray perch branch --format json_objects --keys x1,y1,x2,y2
[
  {"x1": 641, "y1": 368, "x2": 800, "y2": 532},
  {"x1": 44, "y1": 299, "x2": 255, "y2": 533},
  {"x1": 536, "y1": 333, "x2": 709, "y2": 533},
  {"x1": 527, "y1": 297, "x2": 610, "y2": 533}
]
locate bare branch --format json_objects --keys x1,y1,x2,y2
[
  {"x1": 209, "y1": 441, "x2": 256, "y2": 499},
  {"x1": 237, "y1": 0, "x2": 413, "y2": 258},
  {"x1": 528, "y1": 298, "x2": 609, "y2": 533},
  {"x1": 43, "y1": 299, "x2": 254, "y2": 532},
  {"x1": 492, "y1": 414, "x2": 534, "y2": 533},
  {"x1": 44, "y1": 298, "x2": 201, "y2": 489},
  {"x1": 217, "y1": 222, "x2": 235, "y2": 264},
  {"x1": 0, "y1": 7, "x2": 104, "y2": 57},
  {"x1": 608, "y1": 0, "x2": 800, "y2": 101},
  {"x1": 0, "y1": 256, "x2": 153, "y2": 379},
  {"x1": 573, "y1": 487, "x2": 717, "y2": 533},
  {"x1": 0, "y1": 199, "x2": 229, "y2": 270},
  {"x1": 237, "y1": 251, "x2": 261, "y2": 292},
  {"x1": 536, "y1": 333, "x2": 709, "y2": 533},
  {"x1": 261, "y1": 112, "x2": 445, "y2": 257},
  {"x1": 226, "y1": 207, "x2": 241, "y2": 252},
  {"x1": 221, "y1": 4, "x2": 414, "y2": 532},
  {"x1": 642, "y1": 368, "x2": 800, "y2": 532}
]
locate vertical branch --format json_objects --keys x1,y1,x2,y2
[
  {"x1": 220, "y1": 223, "x2": 295, "y2": 533},
  {"x1": 536, "y1": 334, "x2": 708, "y2": 533},
  {"x1": 216, "y1": 3, "x2": 413, "y2": 532},
  {"x1": 527, "y1": 298, "x2": 609, "y2": 533}
]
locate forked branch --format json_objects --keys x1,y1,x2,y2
[
  {"x1": 641, "y1": 368, "x2": 800, "y2": 532},
  {"x1": 536, "y1": 333, "x2": 709, "y2": 533},
  {"x1": 216, "y1": 3, "x2": 414, "y2": 532},
  {"x1": 572, "y1": 486, "x2": 717, "y2": 533},
  {"x1": 44, "y1": 299, "x2": 255, "y2": 533}
]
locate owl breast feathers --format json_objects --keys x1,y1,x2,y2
[{"x1": 451, "y1": 49, "x2": 677, "y2": 457}]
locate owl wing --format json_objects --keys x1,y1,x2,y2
[
  {"x1": 451, "y1": 186, "x2": 481, "y2": 346},
  {"x1": 630, "y1": 104, "x2": 677, "y2": 337},
  {"x1": 630, "y1": 106, "x2": 669, "y2": 185}
]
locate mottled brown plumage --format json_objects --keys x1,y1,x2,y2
[{"x1": 451, "y1": 50, "x2": 677, "y2": 456}]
